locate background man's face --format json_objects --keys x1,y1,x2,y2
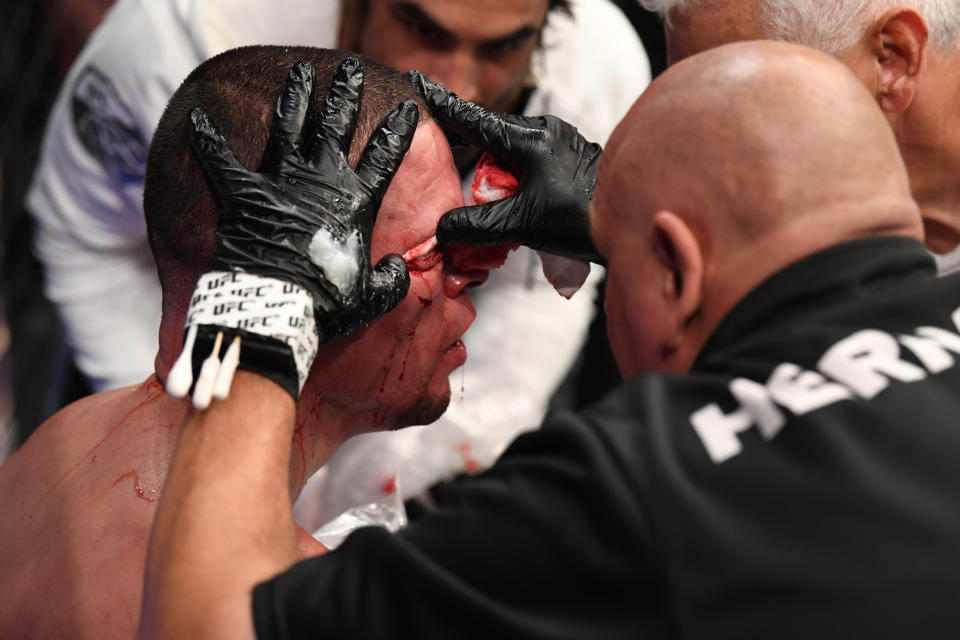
[
  {"x1": 305, "y1": 119, "x2": 487, "y2": 428},
  {"x1": 359, "y1": 0, "x2": 550, "y2": 111}
]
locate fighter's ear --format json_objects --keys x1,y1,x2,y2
[
  {"x1": 651, "y1": 211, "x2": 703, "y2": 348},
  {"x1": 872, "y1": 6, "x2": 928, "y2": 114}
]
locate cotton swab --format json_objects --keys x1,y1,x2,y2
[
  {"x1": 192, "y1": 331, "x2": 224, "y2": 410},
  {"x1": 166, "y1": 323, "x2": 198, "y2": 398},
  {"x1": 212, "y1": 336, "x2": 242, "y2": 400}
]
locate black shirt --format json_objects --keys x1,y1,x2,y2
[{"x1": 254, "y1": 238, "x2": 960, "y2": 639}]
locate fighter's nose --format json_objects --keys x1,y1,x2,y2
[{"x1": 444, "y1": 269, "x2": 488, "y2": 297}]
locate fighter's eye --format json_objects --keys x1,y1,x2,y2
[
  {"x1": 403, "y1": 236, "x2": 445, "y2": 272},
  {"x1": 406, "y1": 246, "x2": 444, "y2": 272}
]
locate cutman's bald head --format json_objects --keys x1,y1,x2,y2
[{"x1": 593, "y1": 41, "x2": 923, "y2": 378}]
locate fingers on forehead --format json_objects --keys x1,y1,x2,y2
[
  {"x1": 316, "y1": 58, "x2": 365, "y2": 154},
  {"x1": 263, "y1": 62, "x2": 317, "y2": 164},
  {"x1": 356, "y1": 100, "x2": 421, "y2": 226}
]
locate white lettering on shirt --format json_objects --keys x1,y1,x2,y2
[
  {"x1": 690, "y1": 404, "x2": 753, "y2": 464},
  {"x1": 691, "y1": 304, "x2": 960, "y2": 464},
  {"x1": 691, "y1": 378, "x2": 786, "y2": 463},
  {"x1": 818, "y1": 330, "x2": 926, "y2": 399},
  {"x1": 899, "y1": 329, "x2": 960, "y2": 374},
  {"x1": 767, "y1": 363, "x2": 853, "y2": 415}
]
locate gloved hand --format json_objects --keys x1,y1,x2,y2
[
  {"x1": 407, "y1": 70, "x2": 605, "y2": 265},
  {"x1": 166, "y1": 59, "x2": 417, "y2": 406}
]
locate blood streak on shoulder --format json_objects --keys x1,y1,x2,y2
[
  {"x1": 0, "y1": 382, "x2": 166, "y2": 549},
  {"x1": 112, "y1": 470, "x2": 155, "y2": 503}
]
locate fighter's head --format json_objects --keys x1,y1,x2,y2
[
  {"x1": 340, "y1": 0, "x2": 571, "y2": 112},
  {"x1": 592, "y1": 41, "x2": 923, "y2": 379},
  {"x1": 640, "y1": 0, "x2": 960, "y2": 252},
  {"x1": 145, "y1": 46, "x2": 487, "y2": 432}
]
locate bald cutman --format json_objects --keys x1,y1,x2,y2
[
  {"x1": 138, "y1": 42, "x2": 960, "y2": 639},
  {"x1": 639, "y1": 0, "x2": 960, "y2": 273}
]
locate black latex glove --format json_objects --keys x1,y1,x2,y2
[
  {"x1": 407, "y1": 70, "x2": 605, "y2": 265},
  {"x1": 191, "y1": 58, "x2": 417, "y2": 344},
  {"x1": 169, "y1": 59, "x2": 417, "y2": 404}
]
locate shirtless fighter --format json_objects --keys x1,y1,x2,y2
[{"x1": 0, "y1": 48, "x2": 488, "y2": 639}]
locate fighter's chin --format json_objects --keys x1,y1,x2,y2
[
  {"x1": 393, "y1": 387, "x2": 450, "y2": 428},
  {"x1": 391, "y1": 340, "x2": 464, "y2": 428}
]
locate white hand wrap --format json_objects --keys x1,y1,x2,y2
[
  {"x1": 186, "y1": 271, "x2": 319, "y2": 390},
  {"x1": 167, "y1": 271, "x2": 318, "y2": 406}
]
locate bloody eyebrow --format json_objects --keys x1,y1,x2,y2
[{"x1": 391, "y1": 2, "x2": 541, "y2": 48}]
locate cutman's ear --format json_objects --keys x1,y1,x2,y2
[
  {"x1": 871, "y1": 7, "x2": 928, "y2": 114},
  {"x1": 651, "y1": 210, "x2": 703, "y2": 351}
]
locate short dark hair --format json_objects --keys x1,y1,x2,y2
[{"x1": 144, "y1": 45, "x2": 428, "y2": 303}]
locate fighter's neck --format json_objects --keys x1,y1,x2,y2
[{"x1": 287, "y1": 394, "x2": 372, "y2": 500}]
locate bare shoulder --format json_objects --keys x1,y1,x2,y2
[
  {"x1": 0, "y1": 378, "x2": 165, "y2": 509},
  {"x1": 0, "y1": 376, "x2": 186, "y2": 639}
]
